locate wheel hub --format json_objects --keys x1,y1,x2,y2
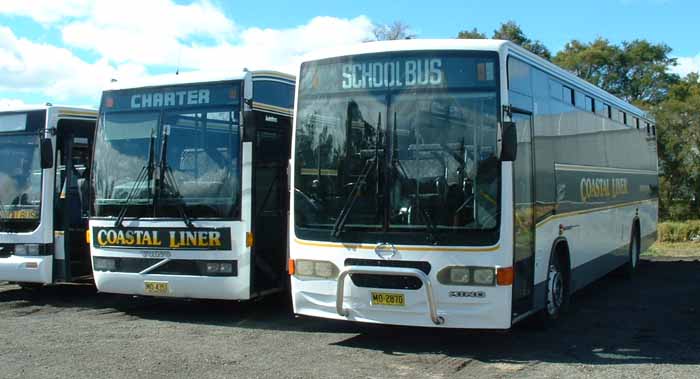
[{"x1": 547, "y1": 264, "x2": 564, "y2": 315}]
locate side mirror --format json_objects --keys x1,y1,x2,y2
[
  {"x1": 500, "y1": 121, "x2": 517, "y2": 162},
  {"x1": 40, "y1": 138, "x2": 54, "y2": 169}
]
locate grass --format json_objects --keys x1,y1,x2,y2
[{"x1": 644, "y1": 241, "x2": 700, "y2": 258}]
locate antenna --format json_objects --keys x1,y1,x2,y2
[{"x1": 175, "y1": 46, "x2": 182, "y2": 75}]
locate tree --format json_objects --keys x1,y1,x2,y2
[
  {"x1": 456, "y1": 21, "x2": 551, "y2": 60},
  {"x1": 654, "y1": 73, "x2": 700, "y2": 219},
  {"x1": 492, "y1": 21, "x2": 551, "y2": 60},
  {"x1": 554, "y1": 38, "x2": 679, "y2": 105},
  {"x1": 457, "y1": 28, "x2": 486, "y2": 39},
  {"x1": 373, "y1": 21, "x2": 415, "y2": 41}
]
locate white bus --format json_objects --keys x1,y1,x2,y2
[
  {"x1": 89, "y1": 71, "x2": 294, "y2": 300},
  {"x1": 289, "y1": 40, "x2": 658, "y2": 328},
  {"x1": 0, "y1": 105, "x2": 97, "y2": 287}
]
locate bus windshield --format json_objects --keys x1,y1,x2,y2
[
  {"x1": 93, "y1": 98, "x2": 241, "y2": 220},
  {"x1": 0, "y1": 133, "x2": 42, "y2": 231},
  {"x1": 294, "y1": 52, "x2": 500, "y2": 245}
]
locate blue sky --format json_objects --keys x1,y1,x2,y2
[{"x1": 1, "y1": 0, "x2": 698, "y2": 108}]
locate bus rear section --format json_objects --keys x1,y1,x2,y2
[
  {"x1": 289, "y1": 40, "x2": 658, "y2": 329},
  {"x1": 0, "y1": 106, "x2": 96, "y2": 285},
  {"x1": 89, "y1": 71, "x2": 294, "y2": 300}
]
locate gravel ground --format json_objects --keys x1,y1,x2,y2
[{"x1": 0, "y1": 256, "x2": 699, "y2": 379}]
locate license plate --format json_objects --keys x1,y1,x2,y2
[
  {"x1": 371, "y1": 292, "x2": 405, "y2": 307},
  {"x1": 144, "y1": 281, "x2": 169, "y2": 295}
]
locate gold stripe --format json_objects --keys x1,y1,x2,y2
[
  {"x1": 293, "y1": 238, "x2": 500, "y2": 253},
  {"x1": 535, "y1": 199, "x2": 658, "y2": 228},
  {"x1": 251, "y1": 101, "x2": 293, "y2": 116}
]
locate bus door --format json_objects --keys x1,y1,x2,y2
[
  {"x1": 510, "y1": 111, "x2": 536, "y2": 318},
  {"x1": 54, "y1": 123, "x2": 93, "y2": 281},
  {"x1": 251, "y1": 112, "x2": 292, "y2": 293}
]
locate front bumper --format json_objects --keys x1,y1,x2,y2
[
  {"x1": 0, "y1": 255, "x2": 52, "y2": 284},
  {"x1": 93, "y1": 271, "x2": 250, "y2": 300}
]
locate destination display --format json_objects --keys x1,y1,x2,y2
[
  {"x1": 92, "y1": 227, "x2": 232, "y2": 251},
  {"x1": 102, "y1": 82, "x2": 241, "y2": 111},
  {"x1": 300, "y1": 53, "x2": 497, "y2": 95}
]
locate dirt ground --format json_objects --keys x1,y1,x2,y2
[{"x1": 1, "y1": 256, "x2": 699, "y2": 379}]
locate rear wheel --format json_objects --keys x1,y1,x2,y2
[{"x1": 624, "y1": 230, "x2": 640, "y2": 277}]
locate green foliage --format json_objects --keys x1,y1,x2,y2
[
  {"x1": 654, "y1": 74, "x2": 700, "y2": 219},
  {"x1": 657, "y1": 221, "x2": 700, "y2": 242},
  {"x1": 456, "y1": 21, "x2": 551, "y2": 60},
  {"x1": 457, "y1": 28, "x2": 486, "y2": 39},
  {"x1": 553, "y1": 39, "x2": 679, "y2": 105}
]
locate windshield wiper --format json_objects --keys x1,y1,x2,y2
[
  {"x1": 393, "y1": 112, "x2": 438, "y2": 243},
  {"x1": 156, "y1": 125, "x2": 193, "y2": 228},
  {"x1": 331, "y1": 157, "x2": 375, "y2": 237},
  {"x1": 114, "y1": 131, "x2": 156, "y2": 227},
  {"x1": 331, "y1": 112, "x2": 382, "y2": 237}
]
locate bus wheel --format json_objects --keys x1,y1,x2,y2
[
  {"x1": 545, "y1": 256, "x2": 566, "y2": 319},
  {"x1": 532, "y1": 252, "x2": 568, "y2": 327},
  {"x1": 624, "y1": 230, "x2": 641, "y2": 277}
]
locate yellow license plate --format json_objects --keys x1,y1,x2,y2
[
  {"x1": 144, "y1": 281, "x2": 169, "y2": 295},
  {"x1": 371, "y1": 292, "x2": 405, "y2": 307}
]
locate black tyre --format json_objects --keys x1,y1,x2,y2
[
  {"x1": 531, "y1": 251, "x2": 569, "y2": 327},
  {"x1": 623, "y1": 230, "x2": 641, "y2": 278}
]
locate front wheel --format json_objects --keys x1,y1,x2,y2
[{"x1": 531, "y1": 253, "x2": 568, "y2": 327}]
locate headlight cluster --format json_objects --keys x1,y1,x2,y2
[
  {"x1": 14, "y1": 244, "x2": 40, "y2": 256},
  {"x1": 294, "y1": 259, "x2": 339, "y2": 279},
  {"x1": 437, "y1": 266, "x2": 496, "y2": 286},
  {"x1": 93, "y1": 257, "x2": 116, "y2": 271}
]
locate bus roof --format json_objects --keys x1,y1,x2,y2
[
  {"x1": 105, "y1": 70, "x2": 294, "y2": 92},
  {"x1": 298, "y1": 39, "x2": 651, "y2": 122},
  {"x1": 0, "y1": 104, "x2": 97, "y2": 116}
]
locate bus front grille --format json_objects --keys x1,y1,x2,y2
[{"x1": 344, "y1": 259, "x2": 431, "y2": 290}]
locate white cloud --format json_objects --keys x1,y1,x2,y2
[
  {"x1": 177, "y1": 16, "x2": 374, "y2": 74},
  {"x1": 0, "y1": 0, "x2": 376, "y2": 105},
  {"x1": 61, "y1": 0, "x2": 236, "y2": 65},
  {"x1": 672, "y1": 54, "x2": 700, "y2": 77},
  {"x1": 0, "y1": 0, "x2": 93, "y2": 24},
  {"x1": 0, "y1": 26, "x2": 147, "y2": 102}
]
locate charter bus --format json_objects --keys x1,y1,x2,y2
[
  {"x1": 0, "y1": 105, "x2": 96, "y2": 287},
  {"x1": 89, "y1": 70, "x2": 294, "y2": 300},
  {"x1": 289, "y1": 39, "x2": 658, "y2": 328}
]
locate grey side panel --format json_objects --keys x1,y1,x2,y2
[{"x1": 571, "y1": 244, "x2": 628, "y2": 292}]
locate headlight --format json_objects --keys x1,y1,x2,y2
[
  {"x1": 14, "y1": 244, "x2": 41, "y2": 256},
  {"x1": 438, "y1": 266, "x2": 496, "y2": 286},
  {"x1": 472, "y1": 268, "x2": 496, "y2": 285},
  {"x1": 26, "y1": 244, "x2": 40, "y2": 256},
  {"x1": 294, "y1": 259, "x2": 339, "y2": 279},
  {"x1": 448, "y1": 267, "x2": 471, "y2": 284},
  {"x1": 93, "y1": 257, "x2": 116, "y2": 271},
  {"x1": 14, "y1": 245, "x2": 27, "y2": 256}
]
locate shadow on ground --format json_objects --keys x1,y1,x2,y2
[{"x1": 1, "y1": 257, "x2": 699, "y2": 366}]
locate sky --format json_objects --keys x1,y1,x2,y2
[{"x1": 1, "y1": 0, "x2": 698, "y2": 108}]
